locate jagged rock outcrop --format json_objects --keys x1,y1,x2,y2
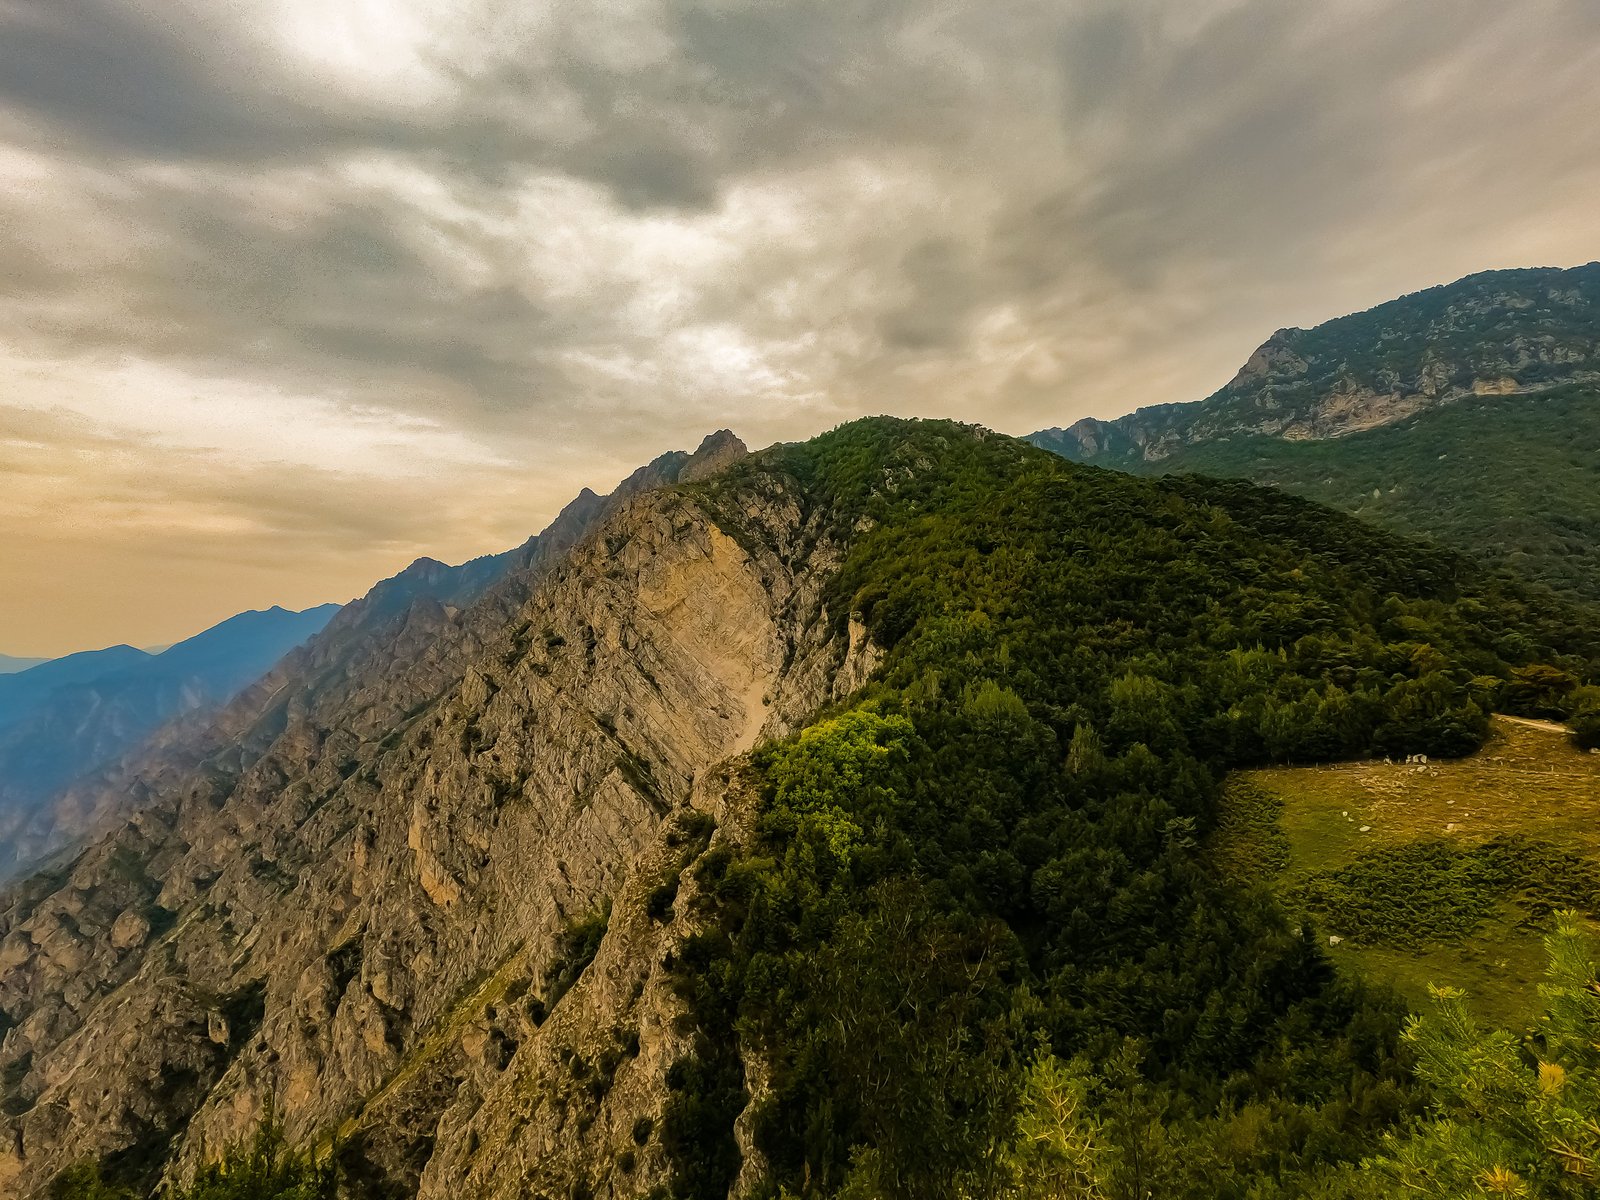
[
  {"x1": 0, "y1": 430, "x2": 883, "y2": 1199},
  {"x1": 1031, "y1": 261, "x2": 1600, "y2": 464}
]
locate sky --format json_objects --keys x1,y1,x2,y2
[{"x1": 2, "y1": 0, "x2": 1599, "y2": 656}]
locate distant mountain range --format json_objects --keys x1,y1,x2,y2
[
  {"x1": 0, "y1": 655, "x2": 49, "y2": 675},
  {"x1": 0, "y1": 603, "x2": 339, "y2": 872},
  {"x1": 0, "y1": 645, "x2": 153, "y2": 724},
  {"x1": 1029, "y1": 262, "x2": 1600, "y2": 598}
]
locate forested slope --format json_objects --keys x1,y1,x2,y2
[
  {"x1": 1143, "y1": 387, "x2": 1600, "y2": 600},
  {"x1": 665, "y1": 420, "x2": 1600, "y2": 1199}
]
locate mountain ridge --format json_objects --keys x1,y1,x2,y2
[
  {"x1": 1031, "y1": 261, "x2": 1600, "y2": 466},
  {"x1": 0, "y1": 604, "x2": 342, "y2": 876},
  {"x1": 0, "y1": 432, "x2": 751, "y2": 882},
  {"x1": 0, "y1": 657, "x2": 51, "y2": 677},
  {"x1": 1027, "y1": 263, "x2": 1600, "y2": 602}
]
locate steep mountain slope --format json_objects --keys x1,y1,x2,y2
[
  {"x1": 0, "y1": 608, "x2": 339, "y2": 874},
  {"x1": 0, "y1": 427, "x2": 846, "y2": 1198},
  {"x1": 1029, "y1": 264, "x2": 1600, "y2": 601},
  {"x1": 1142, "y1": 387, "x2": 1600, "y2": 599},
  {"x1": 1033, "y1": 262, "x2": 1600, "y2": 466},
  {"x1": 0, "y1": 434, "x2": 745, "y2": 884},
  {"x1": 4, "y1": 419, "x2": 1597, "y2": 1200}
]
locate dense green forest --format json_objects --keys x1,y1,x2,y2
[
  {"x1": 1128, "y1": 388, "x2": 1600, "y2": 602},
  {"x1": 663, "y1": 420, "x2": 1600, "y2": 1199},
  {"x1": 52, "y1": 419, "x2": 1600, "y2": 1198}
]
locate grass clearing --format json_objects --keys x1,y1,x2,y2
[{"x1": 1214, "y1": 717, "x2": 1600, "y2": 1027}]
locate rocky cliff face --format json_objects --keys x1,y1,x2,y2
[
  {"x1": 0, "y1": 434, "x2": 742, "y2": 888},
  {"x1": 1031, "y1": 261, "x2": 1600, "y2": 464},
  {"x1": 0, "y1": 433, "x2": 880, "y2": 1199}
]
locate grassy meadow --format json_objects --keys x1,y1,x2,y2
[{"x1": 1214, "y1": 716, "x2": 1600, "y2": 1026}]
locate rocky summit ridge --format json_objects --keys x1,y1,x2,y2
[
  {"x1": 1030, "y1": 261, "x2": 1600, "y2": 465},
  {"x1": 0, "y1": 433, "x2": 749, "y2": 889}
]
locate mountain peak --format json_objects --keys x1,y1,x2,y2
[
  {"x1": 694, "y1": 428, "x2": 743, "y2": 453},
  {"x1": 681, "y1": 428, "x2": 748, "y2": 482},
  {"x1": 1030, "y1": 260, "x2": 1600, "y2": 465},
  {"x1": 403, "y1": 555, "x2": 449, "y2": 572}
]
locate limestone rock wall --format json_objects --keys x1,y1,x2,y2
[{"x1": 0, "y1": 469, "x2": 866, "y2": 1199}]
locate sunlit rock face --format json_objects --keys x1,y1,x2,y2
[{"x1": 1030, "y1": 262, "x2": 1600, "y2": 465}]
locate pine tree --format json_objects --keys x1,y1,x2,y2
[{"x1": 1354, "y1": 913, "x2": 1600, "y2": 1197}]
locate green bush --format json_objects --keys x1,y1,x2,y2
[
  {"x1": 540, "y1": 906, "x2": 611, "y2": 1013},
  {"x1": 52, "y1": 1117, "x2": 335, "y2": 1200},
  {"x1": 1570, "y1": 686, "x2": 1600, "y2": 751},
  {"x1": 165, "y1": 1120, "x2": 335, "y2": 1200},
  {"x1": 1292, "y1": 837, "x2": 1600, "y2": 948},
  {"x1": 50, "y1": 1164, "x2": 136, "y2": 1200}
]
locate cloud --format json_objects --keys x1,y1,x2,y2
[{"x1": 2, "y1": 0, "x2": 1599, "y2": 651}]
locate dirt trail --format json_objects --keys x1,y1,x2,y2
[{"x1": 1498, "y1": 714, "x2": 1570, "y2": 734}]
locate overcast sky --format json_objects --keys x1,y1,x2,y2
[{"x1": 2, "y1": 0, "x2": 1598, "y2": 655}]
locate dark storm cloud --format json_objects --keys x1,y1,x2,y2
[
  {"x1": 5, "y1": 0, "x2": 1597, "y2": 394},
  {"x1": 0, "y1": 0, "x2": 704, "y2": 212},
  {"x1": 0, "y1": 0, "x2": 356, "y2": 156},
  {"x1": 0, "y1": 0, "x2": 1036, "y2": 207},
  {"x1": 0, "y1": 0, "x2": 1041, "y2": 423},
  {"x1": 1059, "y1": 10, "x2": 1142, "y2": 118},
  {"x1": 878, "y1": 240, "x2": 987, "y2": 352}
]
